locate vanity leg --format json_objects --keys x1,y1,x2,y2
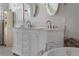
[{"x1": 13, "y1": 53, "x2": 20, "y2": 56}]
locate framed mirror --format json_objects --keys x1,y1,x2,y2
[
  {"x1": 24, "y1": 3, "x2": 36, "y2": 17},
  {"x1": 45, "y1": 3, "x2": 59, "y2": 16}
]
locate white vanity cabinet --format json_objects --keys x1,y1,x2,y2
[{"x1": 12, "y1": 28, "x2": 64, "y2": 56}]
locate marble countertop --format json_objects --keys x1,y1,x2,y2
[{"x1": 13, "y1": 26, "x2": 64, "y2": 31}]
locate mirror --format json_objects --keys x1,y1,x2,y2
[
  {"x1": 29, "y1": 3, "x2": 36, "y2": 16},
  {"x1": 46, "y1": 3, "x2": 59, "y2": 16},
  {"x1": 24, "y1": 3, "x2": 36, "y2": 17}
]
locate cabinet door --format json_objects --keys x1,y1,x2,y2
[
  {"x1": 12, "y1": 29, "x2": 23, "y2": 55},
  {"x1": 47, "y1": 30, "x2": 64, "y2": 49},
  {"x1": 30, "y1": 30, "x2": 39, "y2": 56},
  {"x1": 12, "y1": 29, "x2": 18, "y2": 53},
  {"x1": 22, "y1": 30, "x2": 30, "y2": 56},
  {"x1": 38, "y1": 31, "x2": 47, "y2": 52},
  {"x1": 17, "y1": 29, "x2": 23, "y2": 55},
  {"x1": 30, "y1": 30, "x2": 47, "y2": 56}
]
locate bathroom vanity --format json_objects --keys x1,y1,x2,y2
[{"x1": 12, "y1": 27, "x2": 64, "y2": 56}]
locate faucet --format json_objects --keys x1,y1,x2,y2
[
  {"x1": 46, "y1": 20, "x2": 52, "y2": 29},
  {"x1": 26, "y1": 20, "x2": 32, "y2": 28}
]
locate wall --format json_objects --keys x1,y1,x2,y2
[
  {"x1": 9, "y1": 3, "x2": 79, "y2": 39},
  {"x1": 63, "y1": 3, "x2": 79, "y2": 39}
]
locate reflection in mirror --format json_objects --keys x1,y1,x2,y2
[
  {"x1": 45, "y1": 3, "x2": 59, "y2": 16},
  {"x1": 24, "y1": 3, "x2": 36, "y2": 17}
]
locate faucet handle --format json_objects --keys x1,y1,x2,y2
[
  {"x1": 46, "y1": 20, "x2": 52, "y2": 29},
  {"x1": 26, "y1": 20, "x2": 32, "y2": 28}
]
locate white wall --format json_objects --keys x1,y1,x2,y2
[
  {"x1": 64, "y1": 3, "x2": 79, "y2": 39},
  {"x1": 9, "y1": 3, "x2": 79, "y2": 39}
]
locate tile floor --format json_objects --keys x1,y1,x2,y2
[{"x1": 0, "y1": 46, "x2": 13, "y2": 56}]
